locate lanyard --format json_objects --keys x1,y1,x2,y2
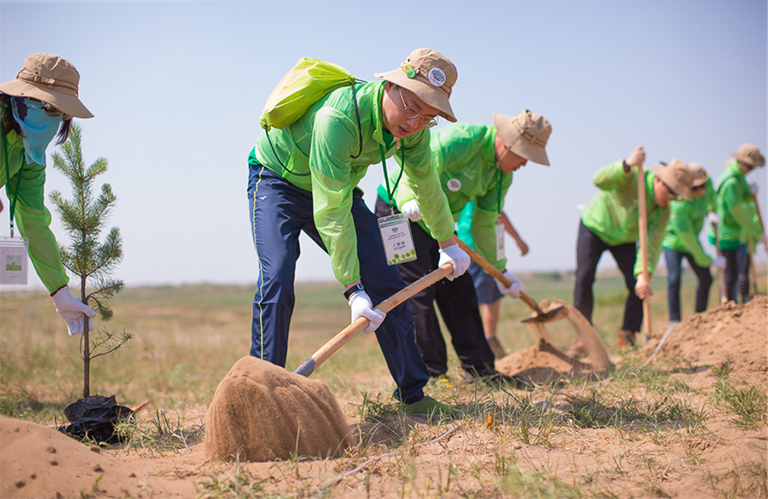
[
  {"x1": 379, "y1": 143, "x2": 405, "y2": 215},
  {"x1": 2, "y1": 132, "x2": 23, "y2": 238},
  {"x1": 495, "y1": 168, "x2": 503, "y2": 217}
]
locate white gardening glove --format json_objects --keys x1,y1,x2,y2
[
  {"x1": 400, "y1": 200, "x2": 422, "y2": 222},
  {"x1": 495, "y1": 269, "x2": 522, "y2": 298},
  {"x1": 707, "y1": 212, "x2": 720, "y2": 225},
  {"x1": 348, "y1": 290, "x2": 386, "y2": 334},
  {"x1": 51, "y1": 285, "x2": 96, "y2": 336},
  {"x1": 712, "y1": 256, "x2": 726, "y2": 269},
  {"x1": 749, "y1": 182, "x2": 758, "y2": 196},
  {"x1": 438, "y1": 243, "x2": 470, "y2": 281}
]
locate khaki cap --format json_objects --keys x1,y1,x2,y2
[
  {"x1": 0, "y1": 53, "x2": 92, "y2": 119},
  {"x1": 653, "y1": 158, "x2": 693, "y2": 201},
  {"x1": 375, "y1": 48, "x2": 458, "y2": 122},
  {"x1": 688, "y1": 162, "x2": 708, "y2": 187},
  {"x1": 732, "y1": 143, "x2": 764, "y2": 168},
  {"x1": 493, "y1": 110, "x2": 551, "y2": 166}
]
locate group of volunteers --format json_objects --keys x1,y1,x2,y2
[{"x1": 2, "y1": 49, "x2": 765, "y2": 418}]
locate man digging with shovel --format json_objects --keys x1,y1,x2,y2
[
  {"x1": 247, "y1": 48, "x2": 470, "y2": 418},
  {"x1": 375, "y1": 110, "x2": 552, "y2": 387},
  {"x1": 570, "y1": 147, "x2": 693, "y2": 353}
]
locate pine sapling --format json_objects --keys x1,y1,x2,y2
[{"x1": 49, "y1": 123, "x2": 130, "y2": 398}]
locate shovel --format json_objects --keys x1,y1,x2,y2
[
  {"x1": 637, "y1": 162, "x2": 652, "y2": 339},
  {"x1": 294, "y1": 263, "x2": 454, "y2": 377},
  {"x1": 454, "y1": 237, "x2": 564, "y2": 323}
]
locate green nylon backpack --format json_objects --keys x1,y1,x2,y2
[{"x1": 259, "y1": 58, "x2": 364, "y2": 175}]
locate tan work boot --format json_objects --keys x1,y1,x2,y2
[
  {"x1": 486, "y1": 336, "x2": 508, "y2": 359},
  {"x1": 616, "y1": 330, "x2": 636, "y2": 349}
]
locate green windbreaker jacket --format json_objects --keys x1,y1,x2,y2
[
  {"x1": 249, "y1": 80, "x2": 453, "y2": 285},
  {"x1": 581, "y1": 160, "x2": 670, "y2": 277},
  {"x1": 378, "y1": 124, "x2": 512, "y2": 270},
  {"x1": 662, "y1": 179, "x2": 716, "y2": 267},
  {"x1": 711, "y1": 160, "x2": 764, "y2": 251},
  {"x1": 1, "y1": 111, "x2": 69, "y2": 293}
]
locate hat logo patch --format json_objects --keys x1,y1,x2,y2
[
  {"x1": 404, "y1": 64, "x2": 417, "y2": 79},
  {"x1": 428, "y1": 68, "x2": 446, "y2": 87},
  {"x1": 447, "y1": 178, "x2": 461, "y2": 192}
]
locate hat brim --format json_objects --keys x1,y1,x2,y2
[
  {"x1": 0, "y1": 79, "x2": 93, "y2": 119},
  {"x1": 653, "y1": 165, "x2": 692, "y2": 201},
  {"x1": 733, "y1": 152, "x2": 765, "y2": 168},
  {"x1": 375, "y1": 70, "x2": 456, "y2": 123},
  {"x1": 492, "y1": 112, "x2": 550, "y2": 166}
]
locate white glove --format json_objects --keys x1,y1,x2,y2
[
  {"x1": 438, "y1": 243, "x2": 470, "y2": 280},
  {"x1": 749, "y1": 182, "x2": 758, "y2": 196},
  {"x1": 400, "y1": 200, "x2": 422, "y2": 222},
  {"x1": 712, "y1": 256, "x2": 726, "y2": 269},
  {"x1": 495, "y1": 269, "x2": 523, "y2": 298},
  {"x1": 348, "y1": 290, "x2": 386, "y2": 334},
  {"x1": 707, "y1": 212, "x2": 720, "y2": 225},
  {"x1": 51, "y1": 285, "x2": 96, "y2": 336}
]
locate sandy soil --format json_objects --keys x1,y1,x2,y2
[{"x1": 2, "y1": 297, "x2": 766, "y2": 498}]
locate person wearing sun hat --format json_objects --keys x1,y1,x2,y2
[
  {"x1": 662, "y1": 162, "x2": 717, "y2": 323},
  {"x1": 0, "y1": 52, "x2": 96, "y2": 336},
  {"x1": 247, "y1": 48, "x2": 469, "y2": 417},
  {"x1": 570, "y1": 147, "x2": 692, "y2": 352},
  {"x1": 710, "y1": 144, "x2": 766, "y2": 303},
  {"x1": 374, "y1": 110, "x2": 551, "y2": 387}
]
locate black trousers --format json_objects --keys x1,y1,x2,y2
[
  {"x1": 573, "y1": 220, "x2": 643, "y2": 332},
  {"x1": 375, "y1": 196, "x2": 495, "y2": 376}
]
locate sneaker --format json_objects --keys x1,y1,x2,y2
[
  {"x1": 566, "y1": 340, "x2": 587, "y2": 357},
  {"x1": 616, "y1": 330, "x2": 636, "y2": 349},
  {"x1": 463, "y1": 368, "x2": 531, "y2": 390},
  {"x1": 486, "y1": 336, "x2": 508, "y2": 359},
  {"x1": 405, "y1": 396, "x2": 461, "y2": 419}
]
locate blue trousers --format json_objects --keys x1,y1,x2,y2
[
  {"x1": 247, "y1": 163, "x2": 429, "y2": 404},
  {"x1": 663, "y1": 248, "x2": 712, "y2": 321},
  {"x1": 723, "y1": 244, "x2": 748, "y2": 303}
]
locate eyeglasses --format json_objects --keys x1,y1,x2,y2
[
  {"x1": 398, "y1": 87, "x2": 438, "y2": 128},
  {"x1": 40, "y1": 103, "x2": 64, "y2": 118},
  {"x1": 661, "y1": 181, "x2": 681, "y2": 200}
]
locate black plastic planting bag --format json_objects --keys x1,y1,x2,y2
[{"x1": 59, "y1": 395, "x2": 132, "y2": 444}]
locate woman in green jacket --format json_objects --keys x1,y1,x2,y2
[
  {"x1": 0, "y1": 53, "x2": 96, "y2": 336},
  {"x1": 662, "y1": 163, "x2": 716, "y2": 322}
]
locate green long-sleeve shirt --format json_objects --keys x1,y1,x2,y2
[
  {"x1": 662, "y1": 179, "x2": 716, "y2": 267},
  {"x1": 249, "y1": 80, "x2": 454, "y2": 285},
  {"x1": 1, "y1": 116, "x2": 69, "y2": 293},
  {"x1": 712, "y1": 160, "x2": 764, "y2": 251},
  {"x1": 378, "y1": 124, "x2": 512, "y2": 269},
  {"x1": 581, "y1": 160, "x2": 670, "y2": 277}
]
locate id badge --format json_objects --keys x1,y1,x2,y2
[
  {"x1": 0, "y1": 236, "x2": 29, "y2": 285},
  {"x1": 495, "y1": 222, "x2": 505, "y2": 261},
  {"x1": 378, "y1": 213, "x2": 417, "y2": 265}
]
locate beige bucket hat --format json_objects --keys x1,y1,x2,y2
[
  {"x1": 732, "y1": 143, "x2": 764, "y2": 168},
  {"x1": 653, "y1": 158, "x2": 692, "y2": 201},
  {"x1": 375, "y1": 48, "x2": 457, "y2": 122},
  {"x1": 0, "y1": 53, "x2": 93, "y2": 119},
  {"x1": 493, "y1": 110, "x2": 551, "y2": 166},
  {"x1": 688, "y1": 162, "x2": 708, "y2": 187}
]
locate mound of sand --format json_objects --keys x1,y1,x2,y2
[
  {"x1": 496, "y1": 338, "x2": 595, "y2": 383},
  {"x1": 204, "y1": 356, "x2": 357, "y2": 462},
  {"x1": 644, "y1": 295, "x2": 768, "y2": 383},
  {"x1": 0, "y1": 416, "x2": 154, "y2": 499}
]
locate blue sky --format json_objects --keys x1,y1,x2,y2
[{"x1": 1, "y1": 0, "x2": 766, "y2": 289}]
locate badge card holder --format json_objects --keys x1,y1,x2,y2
[
  {"x1": 0, "y1": 236, "x2": 29, "y2": 285},
  {"x1": 495, "y1": 221, "x2": 505, "y2": 262},
  {"x1": 378, "y1": 213, "x2": 417, "y2": 266}
]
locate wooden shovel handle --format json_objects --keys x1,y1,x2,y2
[
  {"x1": 294, "y1": 263, "x2": 454, "y2": 376},
  {"x1": 637, "y1": 163, "x2": 652, "y2": 338},
  {"x1": 454, "y1": 237, "x2": 546, "y2": 316}
]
